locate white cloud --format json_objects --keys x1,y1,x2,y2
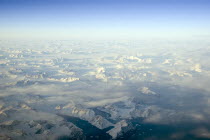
[
  {"x1": 0, "y1": 60, "x2": 10, "y2": 65},
  {"x1": 86, "y1": 96, "x2": 129, "y2": 107},
  {"x1": 167, "y1": 70, "x2": 192, "y2": 77},
  {"x1": 191, "y1": 64, "x2": 202, "y2": 72},
  {"x1": 87, "y1": 67, "x2": 108, "y2": 82},
  {"x1": 162, "y1": 59, "x2": 170, "y2": 64},
  {"x1": 47, "y1": 77, "x2": 79, "y2": 82},
  {"x1": 138, "y1": 87, "x2": 156, "y2": 95}
]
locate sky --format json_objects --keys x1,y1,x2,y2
[{"x1": 0, "y1": 0, "x2": 210, "y2": 40}]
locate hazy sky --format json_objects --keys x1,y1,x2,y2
[{"x1": 0, "y1": 0, "x2": 210, "y2": 40}]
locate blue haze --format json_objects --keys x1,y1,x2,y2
[{"x1": 0, "y1": 0, "x2": 210, "y2": 39}]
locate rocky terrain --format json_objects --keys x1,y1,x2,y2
[{"x1": 0, "y1": 40, "x2": 210, "y2": 139}]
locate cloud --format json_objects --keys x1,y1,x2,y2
[
  {"x1": 87, "y1": 67, "x2": 108, "y2": 82},
  {"x1": 167, "y1": 70, "x2": 192, "y2": 77},
  {"x1": 162, "y1": 59, "x2": 171, "y2": 64},
  {"x1": 1, "y1": 40, "x2": 210, "y2": 139},
  {"x1": 86, "y1": 96, "x2": 129, "y2": 107},
  {"x1": 191, "y1": 64, "x2": 202, "y2": 72},
  {"x1": 138, "y1": 87, "x2": 157, "y2": 95},
  {"x1": 191, "y1": 128, "x2": 210, "y2": 138},
  {"x1": 47, "y1": 77, "x2": 79, "y2": 83},
  {"x1": 0, "y1": 60, "x2": 10, "y2": 65}
]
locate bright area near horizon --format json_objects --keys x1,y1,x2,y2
[{"x1": 0, "y1": 0, "x2": 210, "y2": 40}]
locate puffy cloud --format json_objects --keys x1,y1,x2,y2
[
  {"x1": 138, "y1": 87, "x2": 156, "y2": 95},
  {"x1": 47, "y1": 77, "x2": 79, "y2": 83},
  {"x1": 167, "y1": 70, "x2": 192, "y2": 77},
  {"x1": 58, "y1": 70, "x2": 75, "y2": 75},
  {"x1": 126, "y1": 56, "x2": 142, "y2": 62},
  {"x1": 162, "y1": 59, "x2": 171, "y2": 64},
  {"x1": 191, "y1": 64, "x2": 202, "y2": 72},
  {"x1": 1, "y1": 40, "x2": 210, "y2": 139},
  {"x1": 87, "y1": 67, "x2": 108, "y2": 82},
  {"x1": 144, "y1": 58, "x2": 152, "y2": 64},
  {"x1": 115, "y1": 64, "x2": 124, "y2": 69},
  {"x1": 0, "y1": 60, "x2": 10, "y2": 65}
]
